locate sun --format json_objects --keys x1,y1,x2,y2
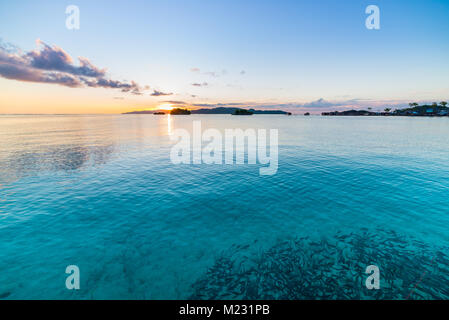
[{"x1": 158, "y1": 103, "x2": 174, "y2": 111}]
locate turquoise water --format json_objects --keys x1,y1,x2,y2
[{"x1": 1, "y1": 114, "x2": 449, "y2": 299}]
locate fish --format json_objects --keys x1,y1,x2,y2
[
  {"x1": 189, "y1": 228, "x2": 449, "y2": 300},
  {"x1": 0, "y1": 292, "x2": 11, "y2": 299}
]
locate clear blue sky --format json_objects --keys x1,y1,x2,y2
[{"x1": 1, "y1": 0, "x2": 448, "y2": 113}]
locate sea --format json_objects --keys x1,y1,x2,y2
[{"x1": 1, "y1": 114, "x2": 449, "y2": 299}]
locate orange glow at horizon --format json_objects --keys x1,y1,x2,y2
[
  {"x1": 0, "y1": 79, "x2": 199, "y2": 114},
  {"x1": 157, "y1": 103, "x2": 174, "y2": 111}
]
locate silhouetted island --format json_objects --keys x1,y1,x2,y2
[
  {"x1": 322, "y1": 102, "x2": 448, "y2": 117},
  {"x1": 122, "y1": 110, "x2": 156, "y2": 115},
  {"x1": 123, "y1": 106, "x2": 291, "y2": 115},
  {"x1": 170, "y1": 108, "x2": 191, "y2": 115},
  {"x1": 232, "y1": 109, "x2": 253, "y2": 115},
  {"x1": 191, "y1": 107, "x2": 290, "y2": 115}
]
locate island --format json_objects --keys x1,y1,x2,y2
[
  {"x1": 191, "y1": 107, "x2": 290, "y2": 115},
  {"x1": 122, "y1": 110, "x2": 154, "y2": 115},
  {"x1": 232, "y1": 109, "x2": 253, "y2": 115},
  {"x1": 322, "y1": 102, "x2": 448, "y2": 117},
  {"x1": 123, "y1": 106, "x2": 291, "y2": 115},
  {"x1": 153, "y1": 112, "x2": 166, "y2": 115},
  {"x1": 170, "y1": 108, "x2": 191, "y2": 115}
]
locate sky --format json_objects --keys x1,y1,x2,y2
[{"x1": 1, "y1": 0, "x2": 448, "y2": 114}]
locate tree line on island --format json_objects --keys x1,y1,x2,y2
[
  {"x1": 123, "y1": 102, "x2": 448, "y2": 117},
  {"x1": 123, "y1": 107, "x2": 292, "y2": 115},
  {"x1": 322, "y1": 102, "x2": 449, "y2": 117}
]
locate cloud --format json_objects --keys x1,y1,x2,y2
[
  {"x1": 151, "y1": 90, "x2": 173, "y2": 96},
  {"x1": 82, "y1": 78, "x2": 144, "y2": 94},
  {"x1": 192, "y1": 102, "x2": 245, "y2": 107},
  {"x1": 299, "y1": 98, "x2": 347, "y2": 108},
  {"x1": 192, "y1": 82, "x2": 208, "y2": 87},
  {"x1": 203, "y1": 71, "x2": 219, "y2": 77},
  {"x1": 231, "y1": 99, "x2": 367, "y2": 112},
  {"x1": 288, "y1": 98, "x2": 412, "y2": 112},
  {"x1": 164, "y1": 100, "x2": 186, "y2": 105},
  {"x1": 190, "y1": 67, "x2": 226, "y2": 77},
  {"x1": 0, "y1": 39, "x2": 148, "y2": 95},
  {"x1": 27, "y1": 39, "x2": 106, "y2": 77},
  {"x1": 186, "y1": 99, "x2": 413, "y2": 114}
]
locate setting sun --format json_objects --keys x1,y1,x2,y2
[{"x1": 158, "y1": 103, "x2": 174, "y2": 111}]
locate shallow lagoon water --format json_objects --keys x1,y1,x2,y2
[{"x1": 1, "y1": 114, "x2": 449, "y2": 299}]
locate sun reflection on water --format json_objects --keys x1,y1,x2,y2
[{"x1": 167, "y1": 114, "x2": 173, "y2": 136}]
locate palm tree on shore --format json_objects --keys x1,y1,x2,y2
[
  {"x1": 384, "y1": 108, "x2": 391, "y2": 113},
  {"x1": 440, "y1": 101, "x2": 448, "y2": 108}
]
